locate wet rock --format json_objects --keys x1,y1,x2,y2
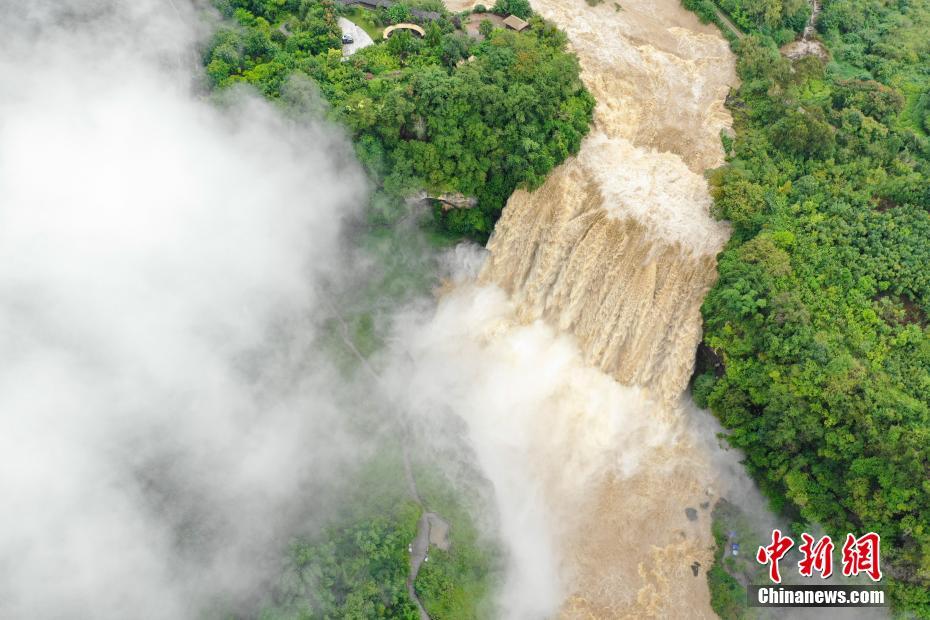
[
  {"x1": 781, "y1": 38, "x2": 829, "y2": 61},
  {"x1": 427, "y1": 513, "x2": 451, "y2": 551},
  {"x1": 406, "y1": 190, "x2": 478, "y2": 210},
  {"x1": 685, "y1": 507, "x2": 698, "y2": 522}
]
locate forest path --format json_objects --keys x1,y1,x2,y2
[
  {"x1": 714, "y1": 7, "x2": 744, "y2": 39},
  {"x1": 323, "y1": 295, "x2": 441, "y2": 620},
  {"x1": 782, "y1": 0, "x2": 827, "y2": 59}
]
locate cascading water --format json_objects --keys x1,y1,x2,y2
[
  {"x1": 481, "y1": 0, "x2": 735, "y2": 403},
  {"x1": 390, "y1": 0, "x2": 742, "y2": 616}
]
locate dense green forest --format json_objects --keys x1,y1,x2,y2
[
  {"x1": 689, "y1": 0, "x2": 930, "y2": 614},
  {"x1": 254, "y1": 448, "x2": 497, "y2": 619},
  {"x1": 257, "y1": 452, "x2": 422, "y2": 619},
  {"x1": 683, "y1": 0, "x2": 810, "y2": 43},
  {"x1": 206, "y1": 0, "x2": 593, "y2": 238}
]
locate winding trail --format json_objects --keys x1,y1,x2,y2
[
  {"x1": 714, "y1": 7, "x2": 744, "y2": 39},
  {"x1": 322, "y1": 295, "x2": 443, "y2": 620}
]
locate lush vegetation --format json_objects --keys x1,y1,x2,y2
[
  {"x1": 491, "y1": 0, "x2": 531, "y2": 20},
  {"x1": 411, "y1": 463, "x2": 499, "y2": 619},
  {"x1": 259, "y1": 452, "x2": 421, "y2": 619},
  {"x1": 683, "y1": 0, "x2": 810, "y2": 44},
  {"x1": 689, "y1": 0, "x2": 930, "y2": 614},
  {"x1": 206, "y1": 0, "x2": 593, "y2": 239},
  {"x1": 714, "y1": 0, "x2": 809, "y2": 34},
  {"x1": 706, "y1": 500, "x2": 764, "y2": 620},
  {"x1": 253, "y1": 446, "x2": 501, "y2": 619}
]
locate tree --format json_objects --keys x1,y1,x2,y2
[
  {"x1": 386, "y1": 28, "x2": 417, "y2": 57},
  {"x1": 492, "y1": 0, "x2": 531, "y2": 19},
  {"x1": 770, "y1": 108, "x2": 835, "y2": 159},
  {"x1": 697, "y1": 0, "x2": 930, "y2": 614},
  {"x1": 386, "y1": 3, "x2": 411, "y2": 23},
  {"x1": 711, "y1": 177, "x2": 767, "y2": 233}
]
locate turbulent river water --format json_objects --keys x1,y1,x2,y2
[
  {"x1": 403, "y1": 0, "x2": 744, "y2": 617},
  {"x1": 481, "y1": 1, "x2": 738, "y2": 615},
  {"x1": 482, "y1": 0, "x2": 735, "y2": 401}
]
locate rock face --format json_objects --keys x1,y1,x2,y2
[
  {"x1": 782, "y1": 0, "x2": 829, "y2": 60},
  {"x1": 407, "y1": 190, "x2": 478, "y2": 210}
]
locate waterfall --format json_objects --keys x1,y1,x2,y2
[
  {"x1": 482, "y1": 0, "x2": 734, "y2": 404},
  {"x1": 477, "y1": 0, "x2": 738, "y2": 615},
  {"x1": 391, "y1": 1, "x2": 741, "y2": 616}
]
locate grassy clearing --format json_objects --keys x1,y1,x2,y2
[{"x1": 342, "y1": 6, "x2": 386, "y2": 41}]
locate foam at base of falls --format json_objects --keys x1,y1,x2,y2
[{"x1": 385, "y1": 279, "x2": 725, "y2": 618}]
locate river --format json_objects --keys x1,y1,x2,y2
[
  {"x1": 389, "y1": 0, "x2": 743, "y2": 616},
  {"x1": 481, "y1": 0, "x2": 736, "y2": 617},
  {"x1": 480, "y1": 0, "x2": 737, "y2": 615}
]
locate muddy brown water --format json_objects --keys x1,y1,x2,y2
[{"x1": 476, "y1": 0, "x2": 739, "y2": 616}]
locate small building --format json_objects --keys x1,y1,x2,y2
[
  {"x1": 411, "y1": 9, "x2": 441, "y2": 21},
  {"x1": 338, "y1": 0, "x2": 392, "y2": 8},
  {"x1": 503, "y1": 14, "x2": 529, "y2": 31}
]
